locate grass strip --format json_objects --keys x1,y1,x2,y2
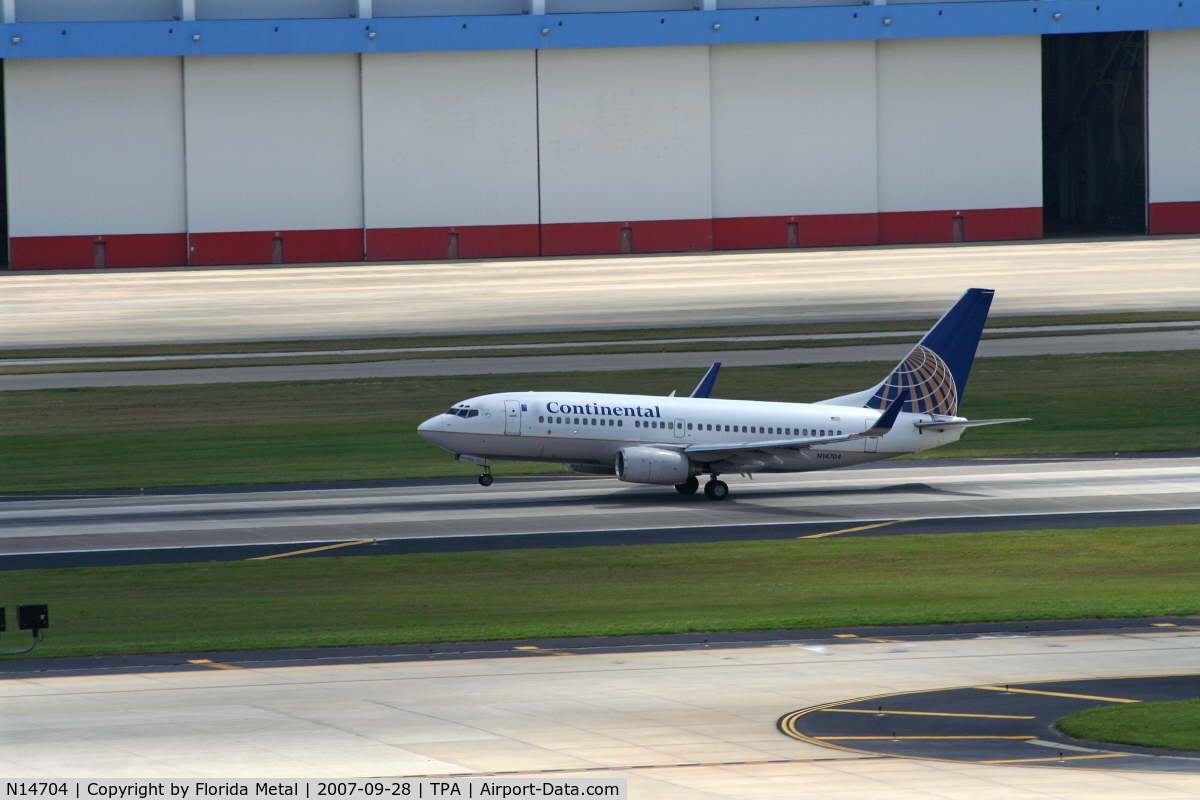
[
  {"x1": 3, "y1": 526, "x2": 1199, "y2": 658},
  {"x1": 5, "y1": 323, "x2": 1197, "y2": 375},
  {"x1": 3, "y1": 351, "x2": 1198, "y2": 493},
  {"x1": 1055, "y1": 699, "x2": 1200, "y2": 752},
  {"x1": 3, "y1": 310, "x2": 1197, "y2": 362}
]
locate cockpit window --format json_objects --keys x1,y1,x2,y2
[{"x1": 444, "y1": 406, "x2": 478, "y2": 418}]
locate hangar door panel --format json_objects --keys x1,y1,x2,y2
[
  {"x1": 537, "y1": 46, "x2": 713, "y2": 226},
  {"x1": 1146, "y1": 30, "x2": 1200, "y2": 233},
  {"x1": 184, "y1": 54, "x2": 363, "y2": 235},
  {"x1": 362, "y1": 50, "x2": 539, "y2": 230},
  {"x1": 5, "y1": 57, "x2": 185, "y2": 239},
  {"x1": 710, "y1": 41, "x2": 877, "y2": 220},
  {"x1": 876, "y1": 36, "x2": 1042, "y2": 214}
]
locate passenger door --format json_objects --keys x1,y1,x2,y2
[
  {"x1": 674, "y1": 418, "x2": 686, "y2": 438},
  {"x1": 504, "y1": 400, "x2": 522, "y2": 435}
]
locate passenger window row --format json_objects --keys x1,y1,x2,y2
[{"x1": 533, "y1": 414, "x2": 844, "y2": 438}]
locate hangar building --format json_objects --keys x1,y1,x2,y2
[{"x1": 1, "y1": 0, "x2": 1197, "y2": 269}]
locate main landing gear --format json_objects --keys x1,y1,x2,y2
[
  {"x1": 703, "y1": 478, "x2": 729, "y2": 501},
  {"x1": 678, "y1": 471, "x2": 729, "y2": 500}
]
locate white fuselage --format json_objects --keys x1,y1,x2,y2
[{"x1": 417, "y1": 391, "x2": 964, "y2": 473}]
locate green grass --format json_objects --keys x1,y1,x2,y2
[
  {"x1": 3, "y1": 526, "x2": 1199, "y2": 658},
  {"x1": 3, "y1": 350, "x2": 1199, "y2": 492},
  {"x1": 5, "y1": 310, "x2": 1196, "y2": 361},
  {"x1": 1055, "y1": 698, "x2": 1200, "y2": 752},
  {"x1": 3, "y1": 311, "x2": 1197, "y2": 374}
]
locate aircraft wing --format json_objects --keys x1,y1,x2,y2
[{"x1": 684, "y1": 390, "x2": 908, "y2": 458}]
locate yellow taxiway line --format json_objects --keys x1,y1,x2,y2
[
  {"x1": 825, "y1": 708, "x2": 1035, "y2": 720},
  {"x1": 798, "y1": 519, "x2": 918, "y2": 539},
  {"x1": 186, "y1": 659, "x2": 243, "y2": 670},
  {"x1": 247, "y1": 539, "x2": 377, "y2": 560},
  {"x1": 982, "y1": 753, "x2": 1129, "y2": 764},
  {"x1": 975, "y1": 686, "x2": 1140, "y2": 703}
]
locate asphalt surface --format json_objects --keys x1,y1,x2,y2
[
  {"x1": 3, "y1": 618, "x2": 1197, "y2": 680},
  {"x1": 6, "y1": 328, "x2": 1200, "y2": 389},
  {"x1": 3, "y1": 454, "x2": 1197, "y2": 569},
  {"x1": 5, "y1": 236, "x2": 1200, "y2": 348},
  {"x1": 782, "y1": 675, "x2": 1200, "y2": 772}
]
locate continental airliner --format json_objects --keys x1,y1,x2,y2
[{"x1": 417, "y1": 289, "x2": 1027, "y2": 500}]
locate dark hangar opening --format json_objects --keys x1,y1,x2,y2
[
  {"x1": 1042, "y1": 31, "x2": 1148, "y2": 236},
  {"x1": 0, "y1": 59, "x2": 7, "y2": 268}
]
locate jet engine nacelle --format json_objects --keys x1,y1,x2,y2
[{"x1": 615, "y1": 446, "x2": 697, "y2": 485}]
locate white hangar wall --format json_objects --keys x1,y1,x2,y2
[
  {"x1": 183, "y1": 53, "x2": 364, "y2": 265},
  {"x1": 537, "y1": 46, "x2": 713, "y2": 255},
  {"x1": 708, "y1": 40, "x2": 878, "y2": 249},
  {"x1": 5, "y1": 37, "x2": 1046, "y2": 269},
  {"x1": 5, "y1": 57, "x2": 187, "y2": 269},
  {"x1": 361, "y1": 50, "x2": 541, "y2": 260},
  {"x1": 1147, "y1": 28, "x2": 1200, "y2": 234},
  {"x1": 875, "y1": 35, "x2": 1043, "y2": 243}
]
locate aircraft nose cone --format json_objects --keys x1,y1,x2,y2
[{"x1": 417, "y1": 416, "x2": 441, "y2": 441}]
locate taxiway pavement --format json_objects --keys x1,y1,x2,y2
[
  {"x1": 5, "y1": 628, "x2": 1200, "y2": 797},
  {"x1": 5, "y1": 236, "x2": 1200, "y2": 348},
  {"x1": 5, "y1": 328, "x2": 1200, "y2": 390},
  {"x1": 3, "y1": 455, "x2": 1197, "y2": 562}
]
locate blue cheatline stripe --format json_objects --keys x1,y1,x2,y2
[{"x1": 0, "y1": 0, "x2": 1197, "y2": 60}]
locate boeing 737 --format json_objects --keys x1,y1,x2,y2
[{"x1": 417, "y1": 288, "x2": 1028, "y2": 500}]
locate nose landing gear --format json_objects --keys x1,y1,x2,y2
[{"x1": 478, "y1": 467, "x2": 493, "y2": 487}]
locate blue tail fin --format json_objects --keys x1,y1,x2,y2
[
  {"x1": 868, "y1": 288, "x2": 993, "y2": 415},
  {"x1": 690, "y1": 362, "x2": 721, "y2": 398},
  {"x1": 817, "y1": 289, "x2": 994, "y2": 415}
]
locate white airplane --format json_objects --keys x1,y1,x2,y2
[{"x1": 417, "y1": 289, "x2": 1028, "y2": 500}]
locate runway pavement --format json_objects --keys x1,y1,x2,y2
[
  {"x1": 3, "y1": 455, "x2": 1197, "y2": 563},
  {"x1": 5, "y1": 236, "x2": 1200, "y2": 348},
  {"x1": 6, "y1": 626, "x2": 1200, "y2": 797},
  {"x1": 5, "y1": 328, "x2": 1200, "y2": 390}
]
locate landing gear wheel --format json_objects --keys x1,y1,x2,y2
[
  {"x1": 478, "y1": 473, "x2": 494, "y2": 487},
  {"x1": 675, "y1": 476, "x2": 699, "y2": 495},
  {"x1": 704, "y1": 479, "x2": 729, "y2": 501}
]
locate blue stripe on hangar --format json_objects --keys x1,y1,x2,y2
[{"x1": 0, "y1": 0, "x2": 1197, "y2": 59}]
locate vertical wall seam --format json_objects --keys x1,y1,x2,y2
[
  {"x1": 534, "y1": 49, "x2": 543, "y2": 256},
  {"x1": 179, "y1": 54, "x2": 190, "y2": 266},
  {"x1": 1141, "y1": 29, "x2": 1151, "y2": 232},
  {"x1": 358, "y1": 51, "x2": 367, "y2": 260},
  {"x1": 872, "y1": 38, "x2": 882, "y2": 223},
  {"x1": 707, "y1": 43, "x2": 716, "y2": 232},
  {"x1": 0, "y1": 58, "x2": 8, "y2": 268}
]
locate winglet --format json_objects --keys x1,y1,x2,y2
[
  {"x1": 864, "y1": 389, "x2": 908, "y2": 436},
  {"x1": 690, "y1": 362, "x2": 721, "y2": 398}
]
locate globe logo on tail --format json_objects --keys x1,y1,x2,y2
[{"x1": 868, "y1": 345, "x2": 958, "y2": 416}]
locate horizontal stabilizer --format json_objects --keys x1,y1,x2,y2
[
  {"x1": 915, "y1": 417, "x2": 1031, "y2": 430},
  {"x1": 862, "y1": 389, "x2": 908, "y2": 437}
]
